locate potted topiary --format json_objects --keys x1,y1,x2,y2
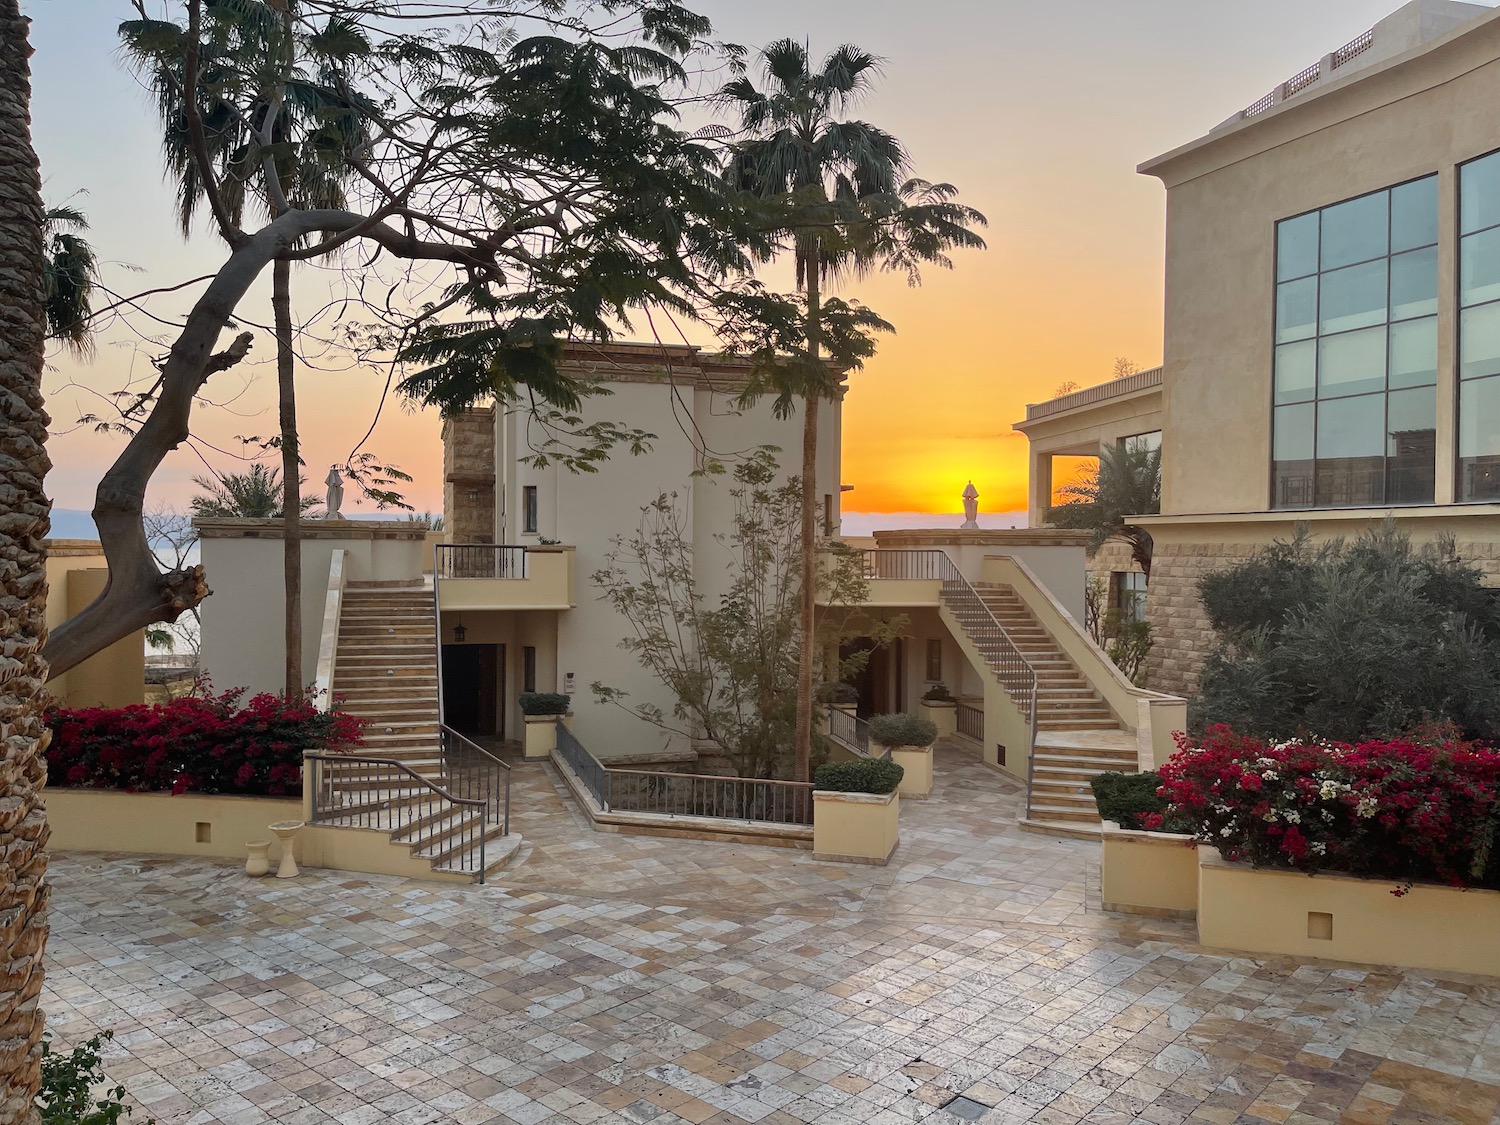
[
  {"x1": 811, "y1": 758, "x2": 905, "y2": 865},
  {"x1": 919, "y1": 683, "x2": 958, "y2": 739},
  {"x1": 519, "y1": 692, "x2": 571, "y2": 759},
  {"x1": 866, "y1": 714, "x2": 939, "y2": 799}
]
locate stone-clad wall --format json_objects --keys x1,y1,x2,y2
[
  {"x1": 1144, "y1": 531, "x2": 1500, "y2": 699},
  {"x1": 442, "y1": 409, "x2": 495, "y2": 544}
]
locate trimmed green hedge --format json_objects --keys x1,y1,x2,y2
[
  {"x1": 519, "y1": 692, "x2": 571, "y2": 716},
  {"x1": 921, "y1": 684, "x2": 955, "y2": 703},
  {"x1": 820, "y1": 682, "x2": 859, "y2": 705},
  {"x1": 814, "y1": 758, "x2": 904, "y2": 795},
  {"x1": 1090, "y1": 771, "x2": 1189, "y2": 832},
  {"x1": 867, "y1": 713, "x2": 937, "y2": 748}
]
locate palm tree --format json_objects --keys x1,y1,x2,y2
[
  {"x1": 121, "y1": 3, "x2": 369, "y2": 695},
  {"x1": 719, "y1": 40, "x2": 986, "y2": 781},
  {"x1": 191, "y1": 464, "x2": 323, "y2": 520},
  {"x1": 41, "y1": 204, "x2": 99, "y2": 357},
  {"x1": 0, "y1": 1, "x2": 55, "y2": 1114},
  {"x1": 1047, "y1": 441, "x2": 1163, "y2": 578}
]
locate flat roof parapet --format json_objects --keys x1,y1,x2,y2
[{"x1": 1022, "y1": 366, "x2": 1163, "y2": 424}]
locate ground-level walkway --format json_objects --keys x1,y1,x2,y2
[{"x1": 42, "y1": 746, "x2": 1500, "y2": 1124}]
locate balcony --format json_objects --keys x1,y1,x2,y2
[
  {"x1": 434, "y1": 544, "x2": 575, "y2": 610},
  {"x1": 816, "y1": 546, "x2": 942, "y2": 607}
]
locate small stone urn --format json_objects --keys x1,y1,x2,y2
[
  {"x1": 244, "y1": 840, "x2": 272, "y2": 877},
  {"x1": 268, "y1": 821, "x2": 305, "y2": 879}
]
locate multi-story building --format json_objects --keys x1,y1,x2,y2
[{"x1": 1017, "y1": 0, "x2": 1500, "y2": 696}]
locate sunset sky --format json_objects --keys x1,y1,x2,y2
[{"x1": 25, "y1": 0, "x2": 1440, "y2": 521}]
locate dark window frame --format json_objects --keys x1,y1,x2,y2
[
  {"x1": 1456, "y1": 147, "x2": 1500, "y2": 503},
  {"x1": 522, "y1": 485, "x2": 539, "y2": 534}
]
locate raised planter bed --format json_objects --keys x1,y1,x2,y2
[
  {"x1": 873, "y1": 741, "x2": 934, "y2": 799},
  {"x1": 919, "y1": 699, "x2": 956, "y2": 739},
  {"x1": 1099, "y1": 819, "x2": 1197, "y2": 917},
  {"x1": 523, "y1": 714, "x2": 569, "y2": 759},
  {"x1": 812, "y1": 789, "x2": 900, "y2": 865}
]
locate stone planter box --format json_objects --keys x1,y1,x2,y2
[
  {"x1": 1197, "y1": 846, "x2": 1500, "y2": 977},
  {"x1": 1099, "y1": 820, "x2": 1198, "y2": 917},
  {"x1": 873, "y1": 741, "x2": 934, "y2": 799},
  {"x1": 523, "y1": 713, "x2": 568, "y2": 759},
  {"x1": 812, "y1": 789, "x2": 900, "y2": 865},
  {"x1": 919, "y1": 700, "x2": 956, "y2": 739}
]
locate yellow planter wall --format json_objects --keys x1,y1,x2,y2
[
  {"x1": 1197, "y1": 848, "x2": 1500, "y2": 977},
  {"x1": 881, "y1": 745, "x2": 933, "y2": 800},
  {"x1": 812, "y1": 790, "x2": 899, "y2": 865},
  {"x1": 524, "y1": 716, "x2": 560, "y2": 759},
  {"x1": 1099, "y1": 822, "x2": 1198, "y2": 917},
  {"x1": 47, "y1": 790, "x2": 304, "y2": 860},
  {"x1": 919, "y1": 702, "x2": 957, "y2": 740}
]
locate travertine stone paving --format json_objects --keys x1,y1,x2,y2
[{"x1": 42, "y1": 747, "x2": 1500, "y2": 1124}]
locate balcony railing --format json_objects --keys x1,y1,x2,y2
[
  {"x1": 436, "y1": 544, "x2": 528, "y2": 579},
  {"x1": 956, "y1": 701, "x2": 983, "y2": 743},
  {"x1": 843, "y1": 549, "x2": 945, "y2": 581}
]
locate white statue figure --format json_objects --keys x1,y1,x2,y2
[
  {"x1": 961, "y1": 481, "x2": 980, "y2": 529},
  {"x1": 324, "y1": 466, "x2": 345, "y2": 520}
]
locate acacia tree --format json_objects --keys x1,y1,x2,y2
[
  {"x1": 43, "y1": 0, "x2": 778, "y2": 679},
  {"x1": 718, "y1": 39, "x2": 986, "y2": 781},
  {"x1": 0, "y1": 1, "x2": 54, "y2": 1117},
  {"x1": 592, "y1": 452, "x2": 901, "y2": 779}
]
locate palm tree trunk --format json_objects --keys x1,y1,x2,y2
[
  {"x1": 273, "y1": 255, "x2": 302, "y2": 696},
  {"x1": 793, "y1": 247, "x2": 822, "y2": 785},
  {"x1": 0, "y1": 4, "x2": 54, "y2": 1120}
]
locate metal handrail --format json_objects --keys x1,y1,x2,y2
[
  {"x1": 305, "y1": 751, "x2": 490, "y2": 881},
  {"x1": 556, "y1": 722, "x2": 611, "y2": 811},
  {"x1": 435, "y1": 543, "x2": 529, "y2": 579},
  {"x1": 439, "y1": 723, "x2": 512, "y2": 838},
  {"x1": 828, "y1": 707, "x2": 889, "y2": 760}
]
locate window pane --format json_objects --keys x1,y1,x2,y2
[
  {"x1": 1316, "y1": 394, "x2": 1386, "y2": 507},
  {"x1": 1462, "y1": 227, "x2": 1500, "y2": 308},
  {"x1": 1391, "y1": 177, "x2": 1438, "y2": 252},
  {"x1": 1275, "y1": 341, "x2": 1316, "y2": 404},
  {"x1": 1319, "y1": 326, "x2": 1386, "y2": 398},
  {"x1": 1277, "y1": 212, "x2": 1319, "y2": 281},
  {"x1": 1460, "y1": 302, "x2": 1500, "y2": 381},
  {"x1": 1390, "y1": 246, "x2": 1437, "y2": 320},
  {"x1": 1386, "y1": 387, "x2": 1436, "y2": 505},
  {"x1": 1462, "y1": 152, "x2": 1500, "y2": 236},
  {"x1": 1460, "y1": 376, "x2": 1500, "y2": 501},
  {"x1": 1273, "y1": 403, "x2": 1315, "y2": 509},
  {"x1": 1389, "y1": 318, "x2": 1437, "y2": 389},
  {"x1": 1276, "y1": 277, "x2": 1317, "y2": 343},
  {"x1": 1319, "y1": 259, "x2": 1387, "y2": 334},
  {"x1": 1320, "y1": 191, "x2": 1388, "y2": 269}
]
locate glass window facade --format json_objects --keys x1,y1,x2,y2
[
  {"x1": 1460, "y1": 152, "x2": 1500, "y2": 502},
  {"x1": 1272, "y1": 177, "x2": 1438, "y2": 509}
]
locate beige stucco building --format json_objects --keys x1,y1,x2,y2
[
  {"x1": 1017, "y1": 0, "x2": 1500, "y2": 696},
  {"x1": 44, "y1": 541, "x2": 145, "y2": 709}
]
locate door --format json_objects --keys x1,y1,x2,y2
[{"x1": 442, "y1": 644, "x2": 501, "y2": 736}]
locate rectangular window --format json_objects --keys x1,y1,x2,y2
[
  {"x1": 522, "y1": 485, "x2": 538, "y2": 534},
  {"x1": 1118, "y1": 431, "x2": 1162, "y2": 455},
  {"x1": 925, "y1": 639, "x2": 942, "y2": 682},
  {"x1": 1459, "y1": 152, "x2": 1500, "y2": 501},
  {"x1": 1113, "y1": 572, "x2": 1147, "y2": 624},
  {"x1": 1271, "y1": 177, "x2": 1439, "y2": 509},
  {"x1": 523, "y1": 646, "x2": 537, "y2": 693}
]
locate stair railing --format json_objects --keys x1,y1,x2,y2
[
  {"x1": 439, "y1": 724, "x2": 512, "y2": 838},
  {"x1": 305, "y1": 752, "x2": 492, "y2": 881}
]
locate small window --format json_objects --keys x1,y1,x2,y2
[
  {"x1": 523, "y1": 646, "x2": 537, "y2": 693},
  {"x1": 823, "y1": 494, "x2": 834, "y2": 535},
  {"x1": 925, "y1": 639, "x2": 942, "y2": 682},
  {"x1": 522, "y1": 486, "x2": 538, "y2": 534},
  {"x1": 1113, "y1": 572, "x2": 1147, "y2": 624}
]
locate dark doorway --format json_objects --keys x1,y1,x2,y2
[
  {"x1": 442, "y1": 644, "x2": 502, "y2": 736},
  {"x1": 841, "y1": 638, "x2": 894, "y2": 719}
]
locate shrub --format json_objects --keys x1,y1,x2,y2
[
  {"x1": 1153, "y1": 725, "x2": 1500, "y2": 891},
  {"x1": 867, "y1": 713, "x2": 937, "y2": 748},
  {"x1": 819, "y1": 682, "x2": 859, "y2": 706},
  {"x1": 38, "y1": 1030, "x2": 152, "y2": 1125},
  {"x1": 519, "y1": 692, "x2": 571, "y2": 716},
  {"x1": 921, "y1": 684, "x2": 954, "y2": 703},
  {"x1": 814, "y1": 758, "x2": 904, "y2": 795},
  {"x1": 1092, "y1": 772, "x2": 1165, "y2": 831},
  {"x1": 46, "y1": 685, "x2": 362, "y2": 796},
  {"x1": 1194, "y1": 523, "x2": 1500, "y2": 741}
]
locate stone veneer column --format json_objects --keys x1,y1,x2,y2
[
  {"x1": 1143, "y1": 541, "x2": 1260, "y2": 697},
  {"x1": 442, "y1": 409, "x2": 496, "y2": 543}
]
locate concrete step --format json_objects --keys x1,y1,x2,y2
[
  {"x1": 414, "y1": 818, "x2": 513, "y2": 867},
  {"x1": 432, "y1": 831, "x2": 524, "y2": 880},
  {"x1": 1026, "y1": 802, "x2": 1101, "y2": 824},
  {"x1": 1018, "y1": 817, "x2": 1102, "y2": 841}
]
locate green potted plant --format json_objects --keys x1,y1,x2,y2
[
  {"x1": 866, "y1": 714, "x2": 939, "y2": 799},
  {"x1": 811, "y1": 758, "x2": 905, "y2": 866},
  {"x1": 918, "y1": 682, "x2": 958, "y2": 739},
  {"x1": 519, "y1": 692, "x2": 571, "y2": 758}
]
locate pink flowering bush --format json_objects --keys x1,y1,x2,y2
[
  {"x1": 1148, "y1": 725, "x2": 1500, "y2": 892},
  {"x1": 47, "y1": 684, "x2": 364, "y2": 797}
]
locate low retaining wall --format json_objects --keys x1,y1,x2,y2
[
  {"x1": 1099, "y1": 821, "x2": 1197, "y2": 917},
  {"x1": 45, "y1": 789, "x2": 472, "y2": 883},
  {"x1": 1197, "y1": 847, "x2": 1500, "y2": 977}
]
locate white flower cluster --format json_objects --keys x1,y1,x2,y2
[
  {"x1": 1318, "y1": 779, "x2": 1348, "y2": 801},
  {"x1": 1356, "y1": 796, "x2": 1379, "y2": 819}
]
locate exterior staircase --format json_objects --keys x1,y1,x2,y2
[
  {"x1": 319, "y1": 581, "x2": 519, "y2": 880},
  {"x1": 945, "y1": 581, "x2": 1138, "y2": 837}
]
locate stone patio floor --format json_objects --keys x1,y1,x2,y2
[{"x1": 41, "y1": 745, "x2": 1500, "y2": 1125}]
